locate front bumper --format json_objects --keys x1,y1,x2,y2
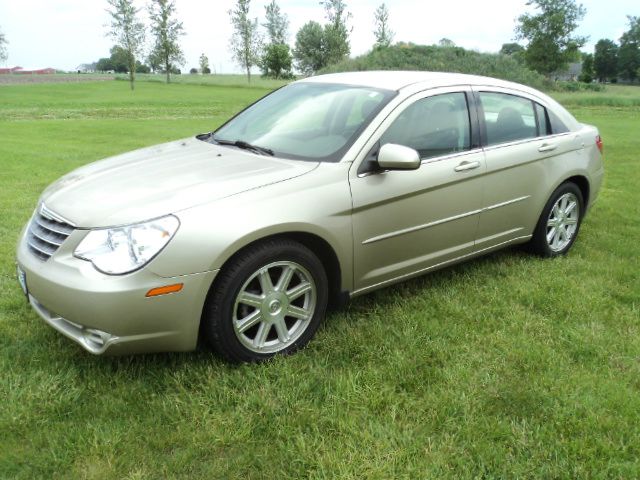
[{"x1": 17, "y1": 226, "x2": 218, "y2": 355}]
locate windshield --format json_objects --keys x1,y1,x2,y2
[{"x1": 211, "y1": 82, "x2": 396, "y2": 162}]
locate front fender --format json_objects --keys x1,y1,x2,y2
[{"x1": 147, "y1": 163, "x2": 354, "y2": 291}]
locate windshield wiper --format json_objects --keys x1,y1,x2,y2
[{"x1": 213, "y1": 137, "x2": 274, "y2": 156}]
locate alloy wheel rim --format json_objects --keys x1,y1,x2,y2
[
  {"x1": 546, "y1": 192, "x2": 579, "y2": 252},
  {"x1": 232, "y1": 261, "x2": 317, "y2": 354}
]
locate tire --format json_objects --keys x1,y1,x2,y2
[
  {"x1": 202, "y1": 239, "x2": 328, "y2": 363},
  {"x1": 528, "y1": 182, "x2": 584, "y2": 257}
]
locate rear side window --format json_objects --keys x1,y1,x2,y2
[
  {"x1": 380, "y1": 92, "x2": 471, "y2": 160},
  {"x1": 548, "y1": 109, "x2": 570, "y2": 134},
  {"x1": 479, "y1": 92, "x2": 537, "y2": 146},
  {"x1": 535, "y1": 103, "x2": 550, "y2": 136}
]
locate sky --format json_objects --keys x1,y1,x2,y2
[{"x1": 0, "y1": 0, "x2": 637, "y2": 72}]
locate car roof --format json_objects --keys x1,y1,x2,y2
[
  {"x1": 296, "y1": 70, "x2": 580, "y2": 132},
  {"x1": 297, "y1": 70, "x2": 527, "y2": 92}
]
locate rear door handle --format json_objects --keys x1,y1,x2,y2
[
  {"x1": 454, "y1": 160, "x2": 481, "y2": 172},
  {"x1": 538, "y1": 143, "x2": 557, "y2": 153}
]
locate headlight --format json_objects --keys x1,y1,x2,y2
[{"x1": 74, "y1": 215, "x2": 179, "y2": 274}]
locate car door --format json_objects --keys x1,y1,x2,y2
[
  {"x1": 472, "y1": 87, "x2": 581, "y2": 249},
  {"x1": 349, "y1": 87, "x2": 486, "y2": 294}
]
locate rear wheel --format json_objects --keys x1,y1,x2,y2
[
  {"x1": 202, "y1": 239, "x2": 328, "y2": 363},
  {"x1": 529, "y1": 182, "x2": 584, "y2": 257}
]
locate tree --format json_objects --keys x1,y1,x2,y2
[
  {"x1": 578, "y1": 52, "x2": 593, "y2": 83},
  {"x1": 294, "y1": 21, "x2": 327, "y2": 75},
  {"x1": 438, "y1": 38, "x2": 456, "y2": 48},
  {"x1": 593, "y1": 39, "x2": 618, "y2": 82},
  {"x1": 199, "y1": 53, "x2": 210, "y2": 74},
  {"x1": 500, "y1": 42, "x2": 525, "y2": 64},
  {"x1": 229, "y1": 0, "x2": 262, "y2": 82},
  {"x1": 148, "y1": 0, "x2": 185, "y2": 83},
  {"x1": 500, "y1": 42, "x2": 524, "y2": 55},
  {"x1": 0, "y1": 27, "x2": 8, "y2": 64},
  {"x1": 147, "y1": 49, "x2": 162, "y2": 72},
  {"x1": 97, "y1": 57, "x2": 115, "y2": 72},
  {"x1": 373, "y1": 3, "x2": 393, "y2": 48},
  {"x1": 263, "y1": 0, "x2": 289, "y2": 45},
  {"x1": 96, "y1": 46, "x2": 150, "y2": 74},
  {"x1": 109, "y1": 45, "x2": 132, "y2": 72},
  {"x1": 106, "y1": 0, "x2": 145, "y2": 90},
  {"x1": 136, "y1": 61, "x2": 151, "y2": 73},
  {"x1": 618, "y1": 16, "x2": 640, "y2": 81},
  {"x1": 321, "y1": 0, "x2": 351, "y2": 65},
  {"x1": 515, "y1": 0, "x2": 586, "y2": 77},
  {"x1": 260, "y1": 0, "x2": 292, "y2": 78},
  {"x1": 261, "y1": 44, "x2": 293, "y2": 78}
]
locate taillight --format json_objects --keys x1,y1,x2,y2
[{"x1": 596, "y1": 135, "x2": 603, "y2": 154}]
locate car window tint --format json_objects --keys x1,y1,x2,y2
[
  {"x1": 380, "y1": 92, "x2": 471, "y2": 160},
  {"x1": 548, "y1": 108, "x2": 570, "y2": 134},
  {"x1": 535, "y1": 103, "x2": 550, "y2": 136},
  {"x1": 479, "y1": 92, "x2": 537, "y2": 145}
]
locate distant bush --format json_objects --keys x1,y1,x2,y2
[
  {"x1": 189, "y1": 67, "x2": 198, "y2": 74},
  {"x1": 555, "y1": 81, "x2": 604, "y2": 92},
  {"x1": 319, "y1": 43, "x2": 551, "y2": 91}
]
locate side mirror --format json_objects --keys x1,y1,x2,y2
[{"x1": 377, "y1": 143, "x2": 421, "y2": 171}]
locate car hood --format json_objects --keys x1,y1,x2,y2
[{"x1": 40, "y1": 137, "x2": 319, "y2": 228}]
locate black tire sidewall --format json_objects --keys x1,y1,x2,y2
[{"x1": 203, "y1": 240, "x2": 328, "y2": 363}]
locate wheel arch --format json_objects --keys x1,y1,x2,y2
[
  {"x1": 564, "y1": 174, "x2": 590, "y2": 209},
  {"x1": 205, "y1": 230, "x2": 345, "y2": 312}
]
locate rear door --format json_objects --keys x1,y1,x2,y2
[{"x1": 471, "y1": 87, "x2": 581, "y2": 248}]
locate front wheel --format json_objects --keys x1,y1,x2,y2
[
  {"x1": 528, "y1": 182, "x2": 584, "y2": 257},
  {"x1": 202, "y1": 239, "x2": 328, "y2": 363}
]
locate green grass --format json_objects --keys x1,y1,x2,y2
[
  {"x1": 1, "y1": 80, "x2": 639, "y2": 479},
  {"x1": 118, "y1": 72, "x2": 291, "y2": 90},
  {"x1": 551, "y1": 84, "x2": 640, "y2": 108}
]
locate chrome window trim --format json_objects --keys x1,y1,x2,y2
[
  {"x1": 350, "y1": 86, "x2": 475, "y2": 178},
  {"x1": 356, "y1": 147, "x2": 485, "y2": 178},
  {"x1": 481, "y1": 132, "x2": 572, "y2": 152}
]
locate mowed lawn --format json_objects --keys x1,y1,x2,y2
[{"x1": 0, "y1": 79, "x2": 639, "y2": 479}]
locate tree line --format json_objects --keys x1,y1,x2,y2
[
  {"x1": 100, "y1": 0, "x2": 185, "y2": 89},
  {"x1": 228, "y1": 0, "x2": 394, "y2": 81},
  {"x1": 500, "y1": 0, "x2": 640, "y2": 83},
  {"x1": 1, "y1": 0, "x2": 638, "y2": 87},
  {"x1": 93, "y1": 0, "x2": 392, "y2": 88},
  {"x1": 589, "y1": 17, "x2": 640, "y2": 83}
]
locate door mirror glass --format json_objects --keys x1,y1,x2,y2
[{"x1": 377, "y1": 143, "x2": 421, "y2": 170}]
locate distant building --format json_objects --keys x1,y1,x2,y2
[
  {"x1": 0, "y1": 66, "x2": 23, "y2": 74},
  {"x1": 0, "y1": 66, "x2": 56, "y2": 75},
  {"x1": 555, "y1": 62, "x2": 582, "y2": 81},
  {"x1": 77, "y1": 63, "x2": 97, "y2": 73}
]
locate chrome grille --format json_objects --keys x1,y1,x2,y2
[{"x1": 27, "y1": 207, "x2": 75, "y2": 261}]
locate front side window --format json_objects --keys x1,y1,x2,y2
[
  {"x1": 212, "y1": 82, "x2": 395, "y2": 162},
  {"x1": 479, "y1": 92, "x2": 537, "y2": 146},
  {"x1": 380, "y1": 92, "x2": 471, "y2": 160}
]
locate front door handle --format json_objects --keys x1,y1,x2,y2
[
  {"x1": 454, "y1": 160, "x2": 481, "y2": 172},
  {"x1": 538, "y1": 143, "x2": 557, "y2": 153}
]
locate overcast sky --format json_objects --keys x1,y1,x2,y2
[{"x1": 0, "y1": 0, "x2": 636, "y2": 72}]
